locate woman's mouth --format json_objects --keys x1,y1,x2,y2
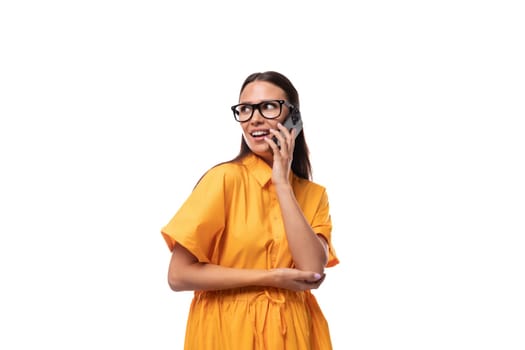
[{"x1": 250, "y1": 130, "x2": 270, "y2": 139}]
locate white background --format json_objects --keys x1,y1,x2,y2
[{"x1": 1, "y1": 1, "x2": 524, "y2": 349}]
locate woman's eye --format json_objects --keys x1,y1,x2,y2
[
  {"x1": 239, "y1": 105, "x2": 251, "y2": 114},
  {"x1": 262, "y1": 102, "x2": 278, "y2": 110}
]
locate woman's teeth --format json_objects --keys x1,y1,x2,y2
[{"x1": 251, "y1": 130, "x2": 269, "y2": 137}]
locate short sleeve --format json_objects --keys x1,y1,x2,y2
[
  {"x1": 311, "y1": 189, "x2": 339, "y2": 268},
  {"x1": 161, "y1": 166, "x2": 227, "y2": 263}
]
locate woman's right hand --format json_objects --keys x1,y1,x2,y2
[{"x1": 267, "y1": 268, "x2": 326, "y2": 291}]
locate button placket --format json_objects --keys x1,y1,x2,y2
[{"x1": 266, "y1": 187, "x2": 282, "y2": 267}]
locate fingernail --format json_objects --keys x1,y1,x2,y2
[{"x1": 314, "y1": 273, "x2": 321, "y2": 280}]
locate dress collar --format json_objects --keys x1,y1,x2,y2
[
  {"x1": 240, "y1": 153, "x2": 296, "y2": 188},
  {"x1": 241, "y1": 153, "x2": 272, "y2": 187}
]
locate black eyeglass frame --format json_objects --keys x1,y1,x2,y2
[{"x1": 230, "y1": 99, "x2": 295, "y2": 123}]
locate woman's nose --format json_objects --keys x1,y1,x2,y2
[{"x1": 250, "y1": 109, "x2": 265, "y2": 123}]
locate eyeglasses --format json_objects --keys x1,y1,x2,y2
[{"x1": 231, "y1": 99, "x2": 294, "y2": 122}]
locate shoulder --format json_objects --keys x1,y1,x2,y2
[
  {"x1": 195, "y1": 161, "x2": 247, "y2": 188},
  {"x1": 293, "y1": 176, "x2": 331, "y2": 207},
  {"x1": 293, "y1": 176, "x2": 328, "y2": 194},
  {"x1": 292, "y1": 176, "x2": 332, "y2": 221},
  {"x1": 206, "y1": 161, "x2": 246, "y2": 178}
]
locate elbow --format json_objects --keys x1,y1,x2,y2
[
  {"x1": 315, "y1": 264, "x2": 326, "y2": 277},
  {"x1": 318, "y1": 235, "x2": 329, "y2": 272},
  {"x1": 167, "y1": 244, "x2": 199, "y2": 292},
  {"x1": 313, "y1": 245, "x2": 329, "y2": 275},
  {"x1": 313, "y1": 252, "x2": 329, "y2": 275},
  {"x1": 167, "y1": 276, "x2": 182, "y2": 292},
  {"x1": 294, "y1": 247, "x2": 328, "y2": 275},
  {"x1": 167, "y1": 271, "x2": 187, "y2": 292},
  {"x1": 297, "y1": 260, "x2": 326, "y2": 276},
  {"x1": 321, "y1": 253, "x2": 329, "y2": 271}
]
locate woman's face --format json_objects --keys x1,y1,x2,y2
[{"x1": 238, "y1": 81, "x2": 290, "y2": 164}]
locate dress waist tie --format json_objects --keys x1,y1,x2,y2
[{"x1": 249, "y1": 290, "x2": 287, "y2": 349}]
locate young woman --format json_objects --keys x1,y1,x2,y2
[{"x1": 161, "y1": 71, "x2": 339, "y2": 349}]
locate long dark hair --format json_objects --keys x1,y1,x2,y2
[{"x1": 231, "y1": 71, "x2": 312, "y2": 180}]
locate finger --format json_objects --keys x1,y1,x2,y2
[
  {"x1": 289, "y1": 128, "x2": 296, "y2": 150},
  {"x1": 268, "y1": 129, "x2": 286, "y2": 150},
  {"x1": 296, "y1": 279, "x2": 322, "y2": 290},
  {"x1": 314, "y1": 273, "x2": 326, "y2": 284},
  {"x1": 277, "y1": 123, "x2": 294, "y2": 145},
  {"x1": 301, "y1": 272, "x2": 325, "y2": 283},
  {"x1": 264, "y1": 135, "x2": 280, "y2": 153},
  {"x1": 276, "y1": 122, "x2": 291, "y2": 136}
]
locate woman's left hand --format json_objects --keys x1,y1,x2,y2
[{"x1": 266, "y1": 123, "x2": 296, "y2": 186}]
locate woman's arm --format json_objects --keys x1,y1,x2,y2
[
  {"x1": 274, "y1": 183, "x2": 329, "y2": 274},
  {"x1": 168, "y1": 243, "x2": 324, "y2": 292},
  {"x1": 267, "y1": 126, "x2": 329, "y2": 274}
]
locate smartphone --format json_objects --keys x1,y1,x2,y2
[{"x1": 272, "y1": 112, "x2": 303, "y2": 149}]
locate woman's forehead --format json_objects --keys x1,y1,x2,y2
[{"x1": 240, "y1": 81, "x2": 286, "y2": 103}]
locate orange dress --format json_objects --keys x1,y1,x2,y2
[{"x1": 161, "y1": 153, "x2": 339, "y2": 349}]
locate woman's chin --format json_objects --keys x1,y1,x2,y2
[{"x1": 249, "y1": 143, "x2": 273, "y2": 159}]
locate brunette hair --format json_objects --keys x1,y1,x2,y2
[{"x1": 231, "y1": 71, "x2": 312, "y2": 180}]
